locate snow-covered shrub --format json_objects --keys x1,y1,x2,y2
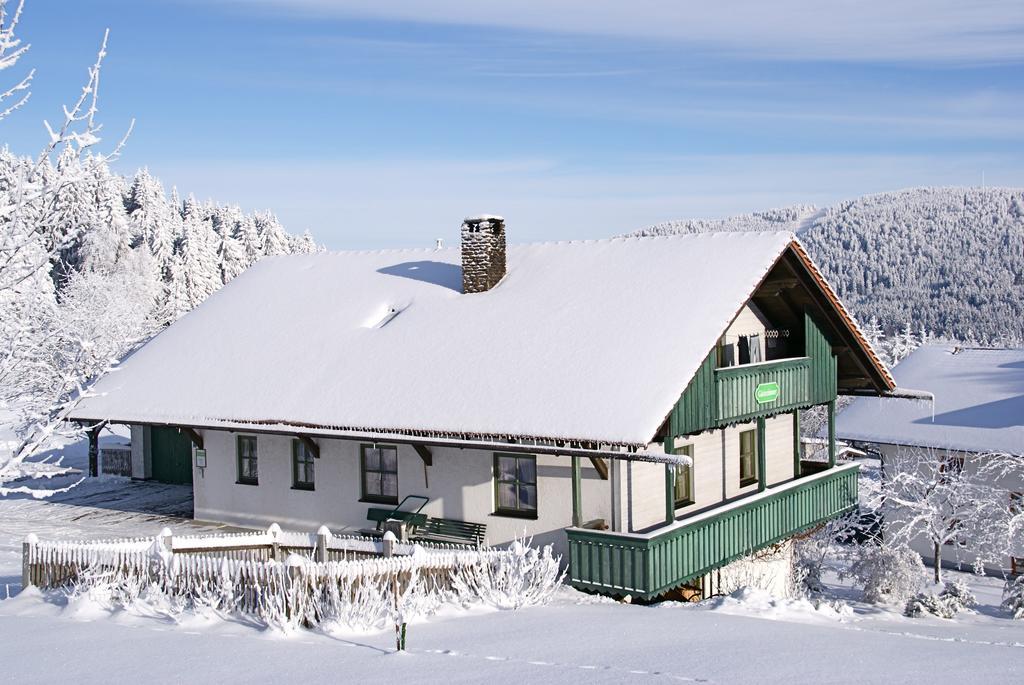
[
  {"x1": 904, "y1": 592, "x2": 957, "y2": 619},
  {"x1": 848, "y1": 545, "x2": 924, "y2": 604},
  {"x1": 1001, "y1": 575, "x2": 1024, "y2": 620},
  {"x1": 450, "y1": 539, "x2": 563, "y2": 610},
  {"x1": 903, "y1": 580, "x2": 976, "y2": 619},
  {"x1": 940, "y1": 579, "x2": 976, "y2": 611}
]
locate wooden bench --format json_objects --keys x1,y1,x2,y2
[
  {"x1": 412, "y1": 517, "x2": 487, "y2": 546},
  {"x1": 366, "y1": 507, "x2": 428, "y2": 532}
]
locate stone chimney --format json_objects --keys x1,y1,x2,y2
[{"x1": 461, "y1": 215, "x2": 506, "y2": 293}]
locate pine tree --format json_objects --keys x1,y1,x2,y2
[
  {"x1": 235, "y1": 215, "x2": 262, "y2": 267},
  {"x1": 78, "y1": 160, "x2": 132, "y2": 273},
  {"x1": 291, "y1": 230, "x2": 319, "y2": 254},
  {"x1": 177, "y1": 212, "x2": 221, "y2": 310},
  {"x1": 256, "y1": 211, "x2": 289, "y2": 256},
  {"x1": 216, "y1": 229, "x2": 246, "y2": 284}
]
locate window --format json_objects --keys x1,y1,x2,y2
[
  {"x1": 292, "y1": 439, "x2": 315, "y2": 490},
  {"x1": 673, "y1": 444, "x2": 694, "y2": 507},
  {"x1": 739, "y1": 429, "x2": 758, "y2": 487},
  {"x1": 716, "y1": 337, "x2": 736, "y2": 368},
  {"x1": 493, "y1": 453, "x2": 537, "y2": 518},
  {"x1": 361, "y1": 444, "x2": 398, "y2": 503},
  {"x1": 236, "y1": 435, "x2": 258, "y2": 485}
]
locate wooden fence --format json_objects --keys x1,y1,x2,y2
[
  {"x1": 21, "y1": 524, "x2": 485, "y2": 592},
  {"x1": 99, "y1": 447, "x2": 132, "y2": 477}
]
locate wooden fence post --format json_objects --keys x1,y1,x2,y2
[
  {"x1": 316, "y1": 525, "x2": 330, "y2": 563},
  {"x1": 268, "y1": 523, "x2": 282, "y2": 561},
  {"x1": 382, "y1": 531, "x2": 405, "y2": 650},
  {"x1": 160, "y1": 527, "x2": 173, "y2": 552},
  {"x1": 285, "y1": 554, "x2": 304, "y2": 624},
  {"x1": 22, "y1": 533, "x2": 37, "y2": 590}
]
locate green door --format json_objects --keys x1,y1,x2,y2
[{"x1": 150, "y1": 427, "x2": 194, "y2": 485}]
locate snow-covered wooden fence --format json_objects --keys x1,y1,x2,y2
[
  {"x1": 20, "y1": 525, "x2": 561, "y2": 633},
  {"x1": 21, "y1": 523, "x2": 483, "y2": 591}
]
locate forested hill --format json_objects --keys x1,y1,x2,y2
[
  {"x1": 632, "y1": 187, "x2": 1024, "y2": 344},
  {"x1": 0, "y1": 147, "x2": 319, "y2": 328}
]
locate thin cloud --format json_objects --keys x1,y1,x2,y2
[{"x1": 217, "y1": 0, "x2": 1024, "y2": 64}]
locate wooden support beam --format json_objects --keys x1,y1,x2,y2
[
  {"x1": 87, "y1": 423, "x2": 103, "y2": 478},
  {"x1": 792, "y1": 410, "x2": 802, "y2": 478},
  {"x1": 180, "y1": 426, "x2": 204, "y2": 451},
  {"x1": 571, "y1": 456, "x2": 582, "y2": 527},
  {"x1": 759, "y1": 277, "x2": 800, "y2": 296},
  {"x1": 827, "y1": 400, "x2": 836, "y2": 468},
  {"x1": 757, "y1": 417, "x2": 767, "y2": 493},
  {"x1": 664, "y1": 465, "x2": 675, "y2": 525},
  {"x1": 588, "y1": 456, "x2": 609, "y2": 480},
  {"x1": 298, "y1": 435, "x2": 319, "y2": 459},
  {"x1": 411, "y1": 443, "x2": 432, "y2": 466}
]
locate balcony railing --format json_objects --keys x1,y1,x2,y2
[
  {"x1": 715, "y1": 356, "x2": 811, "y2": 425},
  {"x1": 565, "y1": 463, "x2": 858, "y2": 599}
]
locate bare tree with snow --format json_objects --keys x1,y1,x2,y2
[{"x1": 881, "y1": 447, "x2": 1015, "y2": 584}]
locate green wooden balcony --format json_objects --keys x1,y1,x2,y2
[
  {"x1": 668, "y1": 313, "x2": 838, "y2": 439},
  {"x1": 715, "y1": 357, "x2": 811, "y2": 424},
  {"x1": 565, "y1": 463, "x2": 858, "y2": 599}
]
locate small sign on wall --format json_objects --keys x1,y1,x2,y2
[
  {"x1": 755, "y1": 382, "x2": 781, "y2": 404},
  {"x1": 194, "y1": 449, "x2": 207, "y2": 468}
]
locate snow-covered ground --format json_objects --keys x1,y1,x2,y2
[{"x1": 0, "y1": 436, "x2": 1021, "y2": 683}]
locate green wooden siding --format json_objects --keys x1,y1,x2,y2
[
  {"x1": 805, "y1": 310, "x2": 838, "y2": 405},
  {"x1": 566, "y1": 463, "x2": 858, "y2": 599},
  {"x1": 669, "y1": 311, "x2": 837, "y2": 441}
]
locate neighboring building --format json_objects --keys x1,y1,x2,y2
[
  {"x1": 71, "y1": 217, "x2": 902, "y2": 600},
  {"x1": 835, "y1": 345, "x2": 1024, "y2": 574}
]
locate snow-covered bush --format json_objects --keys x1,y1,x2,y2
[
  {"x1": 904, "y1": 592, "x2": 956, "y2": 619},
  {"x1": 1001, "y1": 575, "x2": 1024, "y2": 620},
  {"x1": 940, "y1": 579, "x2": 976, "y2": 611},
  {"x1": 450, "y1": 539, "x2": 563, "y2": 610},
  {"x1": 848, "y1": 545, "x2": 924, "y2": 604},
  {"x1": 903, "y1": 580, "x2": 977, "y2": 619}
]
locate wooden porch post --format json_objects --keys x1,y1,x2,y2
[
  {"x1": 609, "y1": 457, "x2": 620, "y2": 532},
  {"x1": 756, "y1": 417, "x2": 767, "y2": 493},
  {"x1": 827, "y1": 400, "x2": 836, "y2": 468},
  {"x1": 87, "y1": 425, "x2": 100, "y2": 478},
  {"x1": 792, "y1": 410, "x2": 802, "y2": 478},
  {"x1": 571, "y1": 456, "x2": 582, "y2": 527},
  {"x1": 664, "y1": 465, "x2": 675, "y2": 524}
]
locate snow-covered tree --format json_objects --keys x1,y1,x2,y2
[
  {"x1": 0, "y1": 5, "x2": 134, "y2": 492},
  {"x1": 888, "y1": 322, "x2": 919, "y2": 364},
  {"x1": 256, "y1": 211, "x2": 289, "y2": 256},
  {"x1": 881, "y1": 447, "x2": 1013, "y2": 584},
  {"x1": 0, "y1": 0, "x2": 316, "y2": 494},
  {"x1": 175, "y1": 211, "x2": 220, "y2": 312},
  {"x1": 235, "y1": 215, "x2": 262, "y2": 267},
  {"x1": 77, "y1": 158, "x2": 132, "y2": 273}
]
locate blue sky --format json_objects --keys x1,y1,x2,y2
[{"x1": 6, "y1": 0, "x2": 1024, "y2": 248}]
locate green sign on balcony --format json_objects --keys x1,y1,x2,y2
[{"x1": 755, "y1": 381, "x2": 780, "y2": 404}]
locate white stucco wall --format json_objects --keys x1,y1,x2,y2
[
  {"x1": 191, "y1": 430, "x2": 611, "y2": 558},
  {"x1": 129, "y1": 424, "x2": 151, "y2": 480}
]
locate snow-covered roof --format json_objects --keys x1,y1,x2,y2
[
  {"x1": 71, "y1": 232, "x2": 800, "y2": 446},
  {"x1": 834, "y1": 346, "x2": 1024, "y2": 455}
]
